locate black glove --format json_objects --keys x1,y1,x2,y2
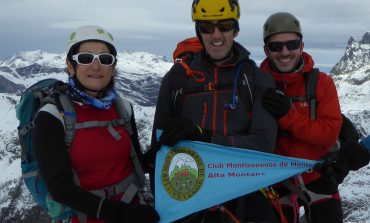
[
  {"x1": 339, "y1": 114, "x2": 360, "y2": 144},
  {"x1": 100, "y1": 200, "x2": 160, "y2": 223},
  {"x1": 159, "y1": 118, "x2": 211, "y2": 146},
  {"x1": 261, "y1": 87, "x2": 291, "y2": 118},
  {"x1": 342, "y1": 141, "x2": 370, "y2": 170},
  {"x1": 314, "y1": 150, "x2": 351, "y2": 187}
]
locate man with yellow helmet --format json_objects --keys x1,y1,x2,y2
[
  {"x1": 191, "y1": 0, "x2": 240, "y2": 63},
  {"x1": 149, "y1": 0, "x2": 281, "y2": 222}
]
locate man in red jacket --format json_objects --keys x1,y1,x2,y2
[{"x1": 260, "y1": 12, "x2": 343, "y2": 223}]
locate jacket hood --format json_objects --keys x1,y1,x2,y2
[{"x1": 230, "y1": 41, "x2": 251, "y2": 64}]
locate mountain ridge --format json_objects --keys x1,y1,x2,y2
[{"x1": 0, "y1": 41, "x2": 369, "y2": 222}]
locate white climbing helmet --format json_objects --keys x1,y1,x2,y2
[{"x1": 67, "y1": 25, "x2": 115, "y2": 54}]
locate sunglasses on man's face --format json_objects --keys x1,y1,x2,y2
[
  {"x1": 198, "y1": 20, "x2": 235, "y2": 34},
  {"x1": 267, "y1": 39, "x2": 302, "y2": 52},
  {"x1": 72, "y1": 53, "x2": 116, "y2": 66}
]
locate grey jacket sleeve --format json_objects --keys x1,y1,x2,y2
[{"x1": 212, "y1": 69, "x2": 277, "y2": 153}]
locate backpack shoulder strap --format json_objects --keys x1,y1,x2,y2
[
  {"x1": 114, "y1": 95, "x2": 133, "y2": 135},
  {"x1": 114, "y1": 95, "x2": 146, "y2": 187},
  {"x1": 57, "y1": 94, "x2": 77, "y2": 147},
  {"x1": 236, "y1": 59, "x2": 256, "y2": 112},
  {"x1": 304, "y1": 68, "x2": 319, "y2": 120}
]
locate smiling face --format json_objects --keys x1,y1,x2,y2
[
  {"x1": 67, "y1": 41, "x2": 115, "y2": 97},
  {"x1": 264, "y1": 32, "x2": 304, "y2": 73},
  {"x1": 199, "y1": 20, "x2": 238, "y2": 65}
]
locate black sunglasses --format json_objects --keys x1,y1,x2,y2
[
  {"x1": 198, "y1": 20, "x2": 235, "y2": 34},
  {"x1": 267, "y1": 39, "x2": 301, "y2": 52},
  {"x1": 72, "y1": 53, "x2": 116, "y2": 66}
]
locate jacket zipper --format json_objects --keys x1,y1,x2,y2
[{"x1": 212, "y1": 67, "x2": 219, "y2": 133}]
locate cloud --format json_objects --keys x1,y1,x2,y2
[{"x1": 0, "y1": 0, "x2": 369, "y2": 66}]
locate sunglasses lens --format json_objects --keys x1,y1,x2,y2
[
  {"x1": 199, "y1": 23, "x2": 215, "y2": 34},
  {"x1": 199, "y1": 20, "x2": 234, "y2": 34},
  {"x1": 77, "y1": 53, "x2": 94, "y2": 64},
  {"x1": 268, "y1": 40, "x2": 301, "y2": 52},
  {"x1": 99, "y1": 54, "x2": 115, "y2": 65},
  {"x1": 285, "y1": 40, "x2": 301, "y2": 50},
  {"x1": 73, "y1": 53, "x2": 115, "y2": 65},
  {"x1": 217, "y1": 21, "x2": 234, "y2": 32},
  {"x1": 267, "y1": 42, "x2": 284, "y2": 52}
]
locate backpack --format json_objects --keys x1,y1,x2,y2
[
  {"x1": 173, "y1": 36, "x2": 203, "y2": 63},
  {"x1": 16, "y1": 79, "x2": 147, "y2": 221},
  {"x1": 171, "y1": 37, "x2": 256, "y2": 117}
]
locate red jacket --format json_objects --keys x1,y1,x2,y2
[{"x1": 260, "y1": 52, "x2": 342, "y2": 184}]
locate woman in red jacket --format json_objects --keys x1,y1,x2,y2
[
  {"x1": 33, "y1": 25, "x2": 159, "y2": 223},
  {"x1": 260, "y1": 12, "x2": 343, "y2": 223}
]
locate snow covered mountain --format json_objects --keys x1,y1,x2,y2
[
  {"x1": 0, "y1": 33, "x2": 370, "y2": 222},
  {"x1": 331, "y1": 32, "x2": 370, "y2": 136},
  {"x1": 330, "y1": 32, "x2": 370, "y2": 222}
]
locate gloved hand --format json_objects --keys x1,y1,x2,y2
[
  {"x1": 159, "y1": 118, "x2": 211, "y2": 146},
  {"x1": 314, "y1": 150, "x2": 350, "y2": 187},
  {"x1": 261, "y1": 87, "x2": 291, "y2": 118},
  {"x1": 344, "y1": 141, "x2": 370, "y2": 170},
  {"x1": 100, "y1": 200, "x2": 160, "y2": 223}
]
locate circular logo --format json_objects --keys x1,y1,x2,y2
[{"x1": 161, "y1": 147, "x2": 205, "y2": 201}]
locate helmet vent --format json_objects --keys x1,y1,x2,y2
[
  {"x1": 201, "y1": 8, "x2": 206, "y2": 13},
  {"x1": 220, "y1": 7, "x2": 225, "y2": 12}
]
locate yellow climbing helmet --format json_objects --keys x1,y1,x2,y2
[{"x1": 191, "y1": 0, "x2": 240, "y2": 21}]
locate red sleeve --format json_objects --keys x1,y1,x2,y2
[{"x1": 278, "y1": 73, "x2": 342, "y2": 146}]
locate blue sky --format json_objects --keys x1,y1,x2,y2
[{"x1": 1, "y1": 0, "x2": 369, "y2": 70}]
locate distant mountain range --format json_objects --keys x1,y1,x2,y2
[{"x1": 0, "y1": 32, "x2": 369, "y2": 222}]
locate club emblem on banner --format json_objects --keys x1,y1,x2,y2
[{"x1": 161, "y1": 146, "x2": 205, "y2": 201}]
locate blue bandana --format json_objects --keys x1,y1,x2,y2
[{"x1": 67, "y1": 77, "x2": 116, "y2": 110}]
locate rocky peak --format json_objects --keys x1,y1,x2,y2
[
  {"x1": 330, "y1": 33, "x2": 370, "y2": 75},
  {"x1": 360, "y1": 31, "x2": 370, "y2": 44},
  {"x1": 347, "y1": 36, "x2": 356, "y2": 46}
]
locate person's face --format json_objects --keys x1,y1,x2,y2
[
  {"x1": 199, "y1": 19, "x2": 238, "y2": 64},
  {"x1": 264, "y1": 32, "x2": 303, "y2": 73},
  {"x1": 67, "y1": 41, "x2": 116, "y2": 97}
]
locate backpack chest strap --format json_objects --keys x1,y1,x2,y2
[
  {"x1": 290, "y1": 96, "x2": 306, "y2": 102},
  {"x1": 89, "y1": 173, "x2": 139, "y2": 199},
  {"x1": 74, "y1": 119, "x2": 126, "y2": 140},
  {"x1": 76, "y1": 173, "x2": 141, "y2": 223}
]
